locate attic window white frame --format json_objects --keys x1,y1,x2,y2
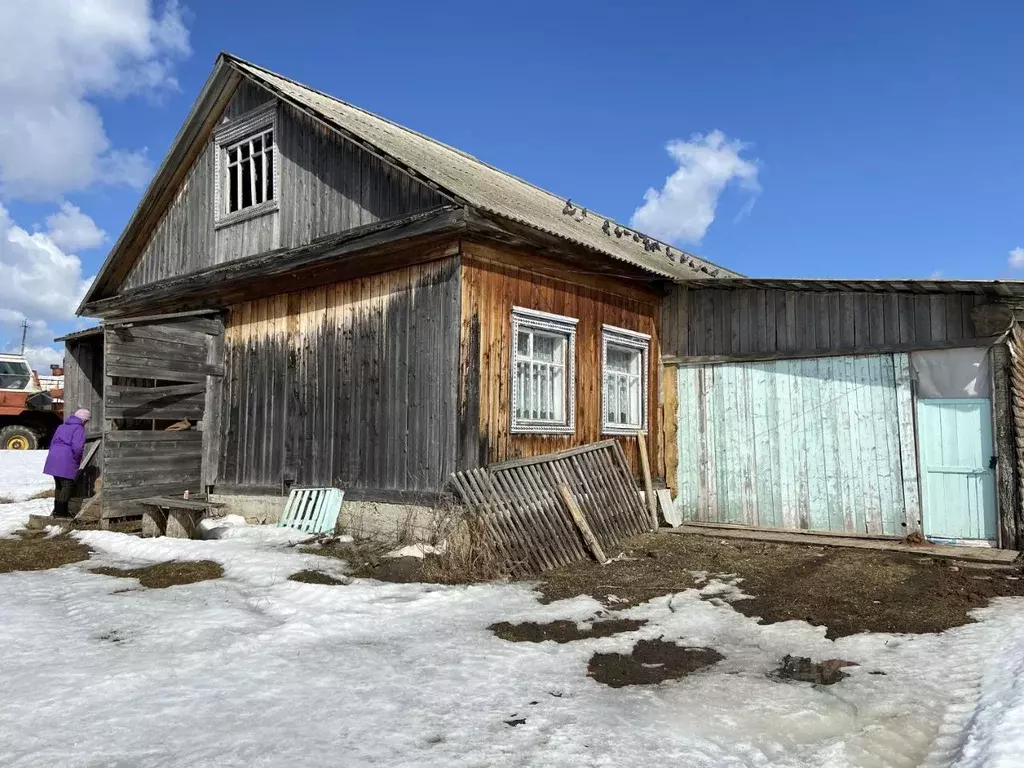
[
  {"x1": 601, "y1": 324, "x2": 650, "y2": 435},
  {"x1": 511, "y1": 306, "x2": 578, "y2": 435},
  {"x1": 214, "y1": 102, "x2": 279, "y2": 228}
]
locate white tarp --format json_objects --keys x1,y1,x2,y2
[{"x1": 911, "y1": 347, "x2": 991, "y2": 399}]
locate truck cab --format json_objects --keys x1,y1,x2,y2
[{"x1": 0, "y1": 353, "x2": 63, "y2": 450}]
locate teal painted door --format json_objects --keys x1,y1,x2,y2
[
  {"x1": 916, "y1": 399, "x2": 997, "y2": 543},
  {"x1": 676, "y1": 354, "x2": 920, "y2": 535}
]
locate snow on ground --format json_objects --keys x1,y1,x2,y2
[
  {"x1": 0, "y1": 450, "x2": 50, "y2": 501},
  {"x1": 2, "y1": 464, "x2": 1024, "y2": 766},
  {"x1": 0, "y1": 451, "x2": 52, "y2": 536}
]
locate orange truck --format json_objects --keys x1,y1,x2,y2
[{"x1": 0, "y1": 353, "x2": 64, "y2": 450}]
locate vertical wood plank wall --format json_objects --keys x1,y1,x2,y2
[
  {"x1": 663, "y1": 287, "x2": 989, "y2": 359},
  {"x1": 63, "y1": 335, "x2": 105, "y2": 498},
  {"x1": 218, "y1": 257, "x2": 460, "y2": 496},
  {"x1": 276, "y1": 103, "x2": 446, "y2": 249},
  {"x1": 458, "y1": 242, "x2": 661, "y2": 478},
  {"x1": 63, "y1": 336, "x2": 105, "y2": 430},
  {"x1": 121, "y1": 80, "x2": 447, "y2": 293}
]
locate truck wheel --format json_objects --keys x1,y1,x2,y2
[{"x1": 0, "y1": 425, "x2": 39, "y2": 450}]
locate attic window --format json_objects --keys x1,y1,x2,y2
[
  {"x1": 226, "y1": 128, "x2": 274, "y2": 213},
  {"x1": 214, "y1": 103, "x2": 279, "y2": 226}
]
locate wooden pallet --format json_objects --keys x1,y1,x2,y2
[{"x1": 450, "y1": 440, "x2": 650, "y2": 576}]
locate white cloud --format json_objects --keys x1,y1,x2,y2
[
  {"x1": 1009, "y1": 248, "x2": 1024, "y2": 270},
  {"x1": 0, "y1": 0, "x2": 191, "y2": 200},
  {"x1": 631, "y1": 130, "x2": 760, "y2": 244},
  {"x1": 22, "y1": 345, "x2": 65, "y2": 373},
  {"x1": 0, "y1": 203, "x2": 94, "y2": 351},
  {"x1": 45, "y1": 202, "x2": 106, "y2": 251}
]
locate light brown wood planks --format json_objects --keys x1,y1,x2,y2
[{"x1": 458, "y1": 242, "x2": 662, "y2": 480}]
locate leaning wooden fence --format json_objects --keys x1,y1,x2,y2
[{"x1": 449, "y1": 440, "x2": 650, "y2": 575}]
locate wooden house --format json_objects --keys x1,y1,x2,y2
[{"x1": 63, "y1": 53, "x2": 1024, "y2": 548}]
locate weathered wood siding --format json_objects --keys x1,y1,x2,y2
[
  {"x1": 63, "y1": 333, "x2": 105, "y2": 498},
  {"x1": 276, "y1": 103, "x2": 446, "y2": 249},
  {"x1": 63, "y1": 335, "x2": 104, "y2": 431},
  {"x1": 218, "y1": 257, "x2": 460, "y2": 497},
  {"x1": 121, "y1": 79, "x2": 446, "y2": 295},
  {"x1": 663, "y1": 287, "x2": 991, "y2": 360},
  {"x1": 122, "y1": 140, "x2": 216, "y2": 291},
  {"x1": 101, "y1": 317, "x2": 224, "y2": 511},
  {"x1": 459, "y1": 242, "x2": 661, "y2": 478},
  {"x1": 676, "y1": 354, "x2": 920, "y2": 536}
]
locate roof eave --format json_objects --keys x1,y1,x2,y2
[{"x1": 76, "y1": 55, "x2": 240, "y2": 314}]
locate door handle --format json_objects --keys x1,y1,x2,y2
[{"x1": 989, "y1": 455, "x2": 998, "y2": 470}]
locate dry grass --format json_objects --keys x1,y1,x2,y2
[
  {"x1": 0, "y1": 496, "x2": 14, "y2": 504},
  {"x1": 0, "y1": 531, "x2": 91, "y2": 573},
  {"x1": 420, "y1": 516, "x2": 509, "y2": 584},
  {"x1": 90, "y1": 560, "x2": 223, "y2": 589},
  {"x1": 28, "y1": 488, "x2": 55, "y2": 500},
  {"x1": 288, "y1": 569, "x2": 347, "y2": 586}
]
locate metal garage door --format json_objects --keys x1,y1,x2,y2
[{"x1": 676, "y1": 353, "x2": 921, "y2": 535}]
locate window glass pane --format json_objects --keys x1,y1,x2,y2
[
  {"x1": 227, "y1": 147, "x2": 237, "y2": 164},
  {"x1": 533, "y1": 333, "x2": 556, "y2": 362},
  {"x1": 516, "y1": 361, "x2": 529, "y2": 419},
  {"x1": 551, "y1": 366, "x2": 564, "y2": 421},
  {"x1": 266, "y1": 148, "x2": 274, "y2": 200},
  {"x1": 628, "y1": 378, "x2": 641, "y2": 425},
  {"x1": 253, "y1": 153, "x2": 264, "y2": 204},
  {"x1": 239, "y1": 142, "x2": 250, "y2": 159},
  {"x1": 517, "y1": 331, "x2": 530, "y2": 358},
  {"x1": 252, "y1": 136, "x2": 263, "y2": 153},
  {"x1": 228, "y1": 164, "x2": 239, "y2": 212},
  {"x1": 607, "y1": 345, "x2": 635, "y2": 373},
  {"x1": 241, "y1": 161, "x2": 253, "y2": 209}
]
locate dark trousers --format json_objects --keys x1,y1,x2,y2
[{"x1": 53, "y1": 477, "x2": 75, "y2": 518}]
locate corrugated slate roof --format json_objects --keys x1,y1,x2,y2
[{"x1": 225, "y1": 55, "x2": 737, "y2": 281}]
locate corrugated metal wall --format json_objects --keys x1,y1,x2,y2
[
  {"x1": 676, "y1": 354, "x2": 920, "y2": 535},
  {"x1": 218, "y1": 257, "x2": 460, "y2": 497}
]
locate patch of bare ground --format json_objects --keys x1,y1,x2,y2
[
  {"x1": 588, "y1": 639, "x2": 724, "y2": 687},
  {"x1": 773, "y1": 655, "x2": 858, "y2": 686},
  {"x1": 90, "y1": 560, "x2": 223, "y2": 588},
  {"x1": 539, "y1": 533, "x2": 1024, "y2": 639},
  {"x1": 0, "y1": 531, "x2": 91, "y2": 573},
  {"x1": 288, "y1": 569, "x2": 347, "y2": 586},
  {"x1": 490, "y1": 618, "x2": 647, "y2": 643}
]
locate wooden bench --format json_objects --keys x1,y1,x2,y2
[{"x1": 137, "y1": 497, "x2": 226, "y2": 539}]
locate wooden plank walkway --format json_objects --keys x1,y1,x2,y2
[{"x1": 666, "y1": 523, "x2": 1021, "y2": 565}]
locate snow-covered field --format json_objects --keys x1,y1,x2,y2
[{"x1": 1, "y1": 450, "x2": 1023, "y2": 767}]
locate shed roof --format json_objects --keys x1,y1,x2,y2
[
  {"x1": 54, "y1": 326, "x2": 103, "y2": 343},
  {"x1": 223, "y1": 55, "x2": 733, "y2": 282}
]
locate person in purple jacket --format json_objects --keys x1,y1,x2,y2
[{"x1": 43, "y1": 409, "x2": 91, "y2": 518}]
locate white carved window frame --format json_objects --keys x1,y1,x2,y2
[
  {"x1": 510, "y1": 306, "x2": 578, "y2": 435},
  {"x1": 214, "y1": 102, "x2": 279, "y2": 229},
  {"x1": 601, "y1": 324, "x2": 651, "y2": 435}
]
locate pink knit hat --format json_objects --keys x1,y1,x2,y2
[{"x1": 74, "y1": 408, "x2": 92, "y2": 422}]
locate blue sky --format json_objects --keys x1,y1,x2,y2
[{"x1": 1, "y1": 1, "x2": 1022, "y2": 362}]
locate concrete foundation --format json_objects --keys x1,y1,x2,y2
[{"x1": 208, "y1": 493, "x2": 442, "y2": 544}]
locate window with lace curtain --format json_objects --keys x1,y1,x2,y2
[
  {"x1": 602, "y1": 325, "x2": 650, "y2": 434},
  {"x1": 510, "y1": 307, "x2": 577, "y2": 434}
]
